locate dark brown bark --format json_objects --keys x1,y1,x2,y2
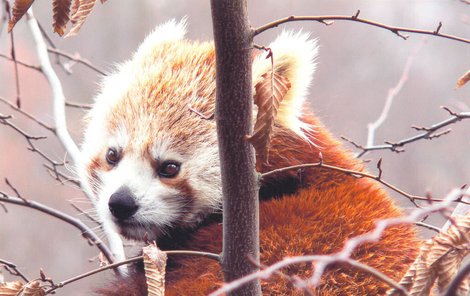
[{"x1": 210, "y1": 1, "x2": 261, "y2": 295}]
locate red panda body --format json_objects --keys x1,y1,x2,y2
[{"x1": 81, "y1": 20, "x2": 419, "y2": 295}]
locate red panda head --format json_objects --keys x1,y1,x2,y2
[{"x1": 79, "y1": 19, "x2": 318, "y2": 241}]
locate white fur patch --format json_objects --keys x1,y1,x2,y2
[
  {"x1": 133, "y1": 18, "x2": 188, "y2": 62},
  {"x1": 96, "y1": 155, "x2": 178, "y2": 226}
]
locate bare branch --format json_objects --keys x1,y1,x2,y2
[
  {"x1": 414, "y1": 221, "x2": 440, "y2": 233},
  {"x1": 0, "y1": 96, "x2": 55, "y2": 133},
  {"x1": 253, "y1": 14, "x2": 470, "y2": 44},
  {"x1": 65, "y1": 101, "x2": 92, "y2": 109},
  {"x1": 25, "y1": 8, "x2": 126, "y2": 265},
  {"x1": 362, "y1": 39, "x2": 425, "y2": 158},
  {"x1": 345, "y1": 107, "x2": 470, "y2": 156},
  {"x1": 0, "y1": 194, "x2": 115, "y2": 264},
  {"x1": 4, "y1": 1, "x2": 21, "y2": 108},
  {"x1": 43, "y1": 163, "x2": 81, "y2": 187},
  {"x1": 261, "y1": 157, "x2": 470, "y2": 207},
  {"x1": 0, "y1": 113, "x2": 68, "y2": 179},
  {"x1": 0, "y1": 259, "x2": 29, "y2": 282},
  {"x1": 47, "y1": 47, "x2": 106, "y2": 76},
  {"x1": 0, "y1": 53, "x2": 42, "y2": 71},
  {"x1": 44, "y1": 250, "x2": 220, "y2": 294},
  {"x1": 26, "y1": 10, "x2": 81, "y2": 166},
  {"x1": 4, "y1": 178, "x2": 25, "y2": 201}
]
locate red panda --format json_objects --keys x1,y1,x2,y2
[{"x1": 79, "y1": 19, "x2": 419, "y2": 295}]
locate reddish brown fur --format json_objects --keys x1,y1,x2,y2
[{"x1": 97, "y1": 112, "x2": 419, "y2": 295}]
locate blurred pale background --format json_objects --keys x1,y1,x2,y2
[{"x1": 0, "y1": 1, "x2": 469, "y2": 294}]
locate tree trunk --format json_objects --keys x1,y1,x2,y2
[{"x1": 210, "y1": 1, "x2": 261, "y2": 295}]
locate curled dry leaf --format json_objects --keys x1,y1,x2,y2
[
  {"x1": 65, "y1": 0, "x2": 96, "y2": 37},
  {"x1": 143, "y1": 243, "x2": 167, "y2": 296},
  {"x1": 246, "y1": 72, "x2": 291, "y2": 169},
  {"x1": 52, "y1": 0, "x2": 72, "y2": 36},
  {"x1": 456, "y1": 70, "x2": 470, "y2": 89},
  {"x1": 7, "y1": 0, "x2": 35, "y2": 32},
  {"x1": 21, "y1": 281, "x2": 45, "y2": 296},
  {"x1": 70, "y1": 0, "x2": 80, "y2": 24},
  {"x1": 387, "y1": 213, "x2": 470, "y2": 296},
  {"x1": 0, "y1": 280, "x2": 45, "y2": 296},
  {"x1": 0, "y1": 281, "x2": 24, "y2": 295}
]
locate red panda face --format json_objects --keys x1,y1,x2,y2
[
  {"x1": 82, "y1": 127, "x2": 221, "y2": 241},
  {"x1": 79, "y1": 21, "x2": 223, "y2": 241}
]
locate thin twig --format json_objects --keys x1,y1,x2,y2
[
  {"x1": 4, "y1": 1, "x2": 21, "y2": 108},
  {"x1": 253, "y1": 14, "x2": 470, "y2": 44},
  {"x1": 0, "y1": 0, "x2": 7, "y2": 36},
  {"x1": 47, "y1": 47, "x2": 106, "y2": 76},
  {"x1": 44, "y1": 250, "x2": 220, "y2": 294},
  {"x1": 0, "y1": 96, "x2": 55, "y2": 133},
  {"x1": 0, "y1": 113, "x2": 47, "y2": 140},
  {"x1": 0, "y1": 53, "x2": 42, "y2": 71},
  {"x1": 0, "y1": 259, "x2": 29, "y2": 282},
  {"x1": 0, "y1": 194, "x2": 115, "y2": 264},
  {"x1": 65, "y1": 101, "x2": 92, "y2": 109},
  {"x1": 344, "y1": 108, "x2": 470, "y2": 155},
  {"x1": 43, "y1": 163, "x2": 81, "y2": 186},
  {"x1": 0, "y1": 113, "x2": 68, "y2": 182},
  {"x1": 261, "y1": 158, "x2": 470, "y2": 207},
  {"x1": 4, "y1": 178, "x2": 25, "y2": 202},
  {"x1": 415, "y1": 221, "x2": 440, "y2": 233},
  {"x1": 362, "y1": 39, "x2": 425, "y2": 158}
]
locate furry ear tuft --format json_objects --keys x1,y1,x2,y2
[
  {"x1": 133, "y1": 18, "x2": 188, "y2": 61},
  {"x1": 253, "y1": 31, "x2": 318, "y2": 141}
]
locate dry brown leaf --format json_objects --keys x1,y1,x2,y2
[
  {"x1": 456, "y1": 70, "x2": 470, "y2": 89},
  {"x1": 387, "y1": 213, "x2": 470, "y2": 296},
  {"x1": 65, "y1": 0, "x2": 96, "y2": 37},
  {"x1": 70, "y1": 0, "x2": 80, "y2": 22},
  {"x1": 0, "y1": 281, "x2": 24, "y2": 295},
  {"x1": 7, "y1": 0, "x2": 35, "y2": 32},
  {"x1": 21, "y1": 281, "x2": 45, "y2": 296},
  {"x1": 52, "y1": 0, "x2": 72, "y2": 36},
  {"x1": 434, "y1": 215, "x2": 470, "y2": 294},
  {"x1": 246, "y1": 72, "x2": 291, "y2": 169},
  {"x1": 143, "y1": 243, "x2": 167, "y2": 296}
]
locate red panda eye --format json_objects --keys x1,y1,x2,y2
[
  {"x1": 106, "y1": 148, "x2": 120, "y2": 165},
  {"x1": 159, "y1": 161, "x2": 180, "y2": 178}
]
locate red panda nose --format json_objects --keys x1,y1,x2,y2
[{"x1": 108, "y1": 187, "x2": 139, "y2": 220}]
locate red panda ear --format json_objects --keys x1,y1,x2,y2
[
  {"x1": 133, "y1": 18, "x2": 188, "y2": 61},
  {"x1": 252, "y1": 31, "x2": 318, "y2": 140}
]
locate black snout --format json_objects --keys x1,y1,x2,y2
[{"x1": 108, "y1": 187, "x2": 139, "y2": 220}]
